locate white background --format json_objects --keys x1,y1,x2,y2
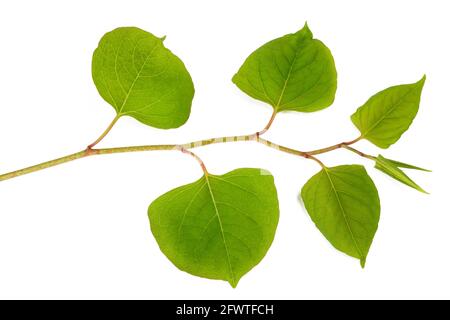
[{"x1": 0, "y1": 0, "x2": 448, "y2": 299}]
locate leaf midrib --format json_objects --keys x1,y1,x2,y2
[
  {"x1": 274, "y1": 48, "x2": 300, "y2": 110},
  {"x1": 204, "y1": 175, "x2": 236, "y2": 286},
  {"x1": 359, "y1": 85, "x2": 418, "y2": 137},
  {"x1": 323, "y1": 169, "x2": 364, "y2": 261},
  {"x1": 117, "y1": 39, "x2": 162, "y2": 114}
]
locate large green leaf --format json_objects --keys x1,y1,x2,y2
[
  {"x1": 375, "y1": 155, "x2": 428, "y2": 193},
  {"x1": 232, "y1": 23, "x2": 337, "y2": 113},
  {"x1": 351, "y1": 76, "x2": 426, "y2": 148},
  {"x1": 148, "y1": 168, "x2": 279, "y2": 287},
  {"x1": 92, "y1": 27, "x2": 195, "y2": 129},
  {"x1": 300, "y1": 165, "x2": 380, "y2": 267}
]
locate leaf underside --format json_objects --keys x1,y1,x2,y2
[
  {"x1": 92, "y1": 27, "x2": 195, "y2": 129},
  {"x1": 301, "y1": 165, "x2": 380, "y2": 267},
  {"x1": 351, "y1": 76, "x2": 426, "y2": 149},
  {"x1": 148, "y1": 168, "x2": 279, "y2": 287},
  {"x1": 232, "y1": 23, "x2": 337, "y2": 113}
]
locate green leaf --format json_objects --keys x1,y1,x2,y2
[
  {"x1": 232, "y1": 23, "x2": 337, "y2": 113},
  {"x1": 300, "y1": 165, "x2": 380, "y2": 267},
  {"x1": 375, "y1": 155, "x2": 428, "y2": 193},
  {"x1": 381, "y1": 157, "x2": 431, "y2": 172},
  {"x1": 92, "y1": 27, "x2": 195, "y2": 129},
  {"x1": 351, "y1": 76, "x2": 426, "y2": 148},
  {"x1": 148, "y1": 168, "x2": 279, "y2": 287}
]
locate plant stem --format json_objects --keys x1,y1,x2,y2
[
  {"x1": 0, "y1": 101, "x2": 360, "y2": 182},
  {"x1": 256, "y1": 137, "x2": 325, "y2": 167},
  {"x1": 257, "y1": 109, "x2": 277, "y2": 136},
  {"x1": 306, "y1": 136, "x2": 362, "y2": 155},
  {"x1": 87, "y1": 115, "x2": 120, "y2": 149},
  {"x1": 342, "y1": 145, "x2": 376, "y2": 160},
  {"x1": 0, "y1": 150, "x2": 91, "y2": 181},
  {"x1": 0, "y1": 133, "x2": 341, "y2": 182},
  {"x1": 178, "y1": 146, "x2": 208, "y2": 174}
]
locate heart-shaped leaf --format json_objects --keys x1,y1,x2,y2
[
  {"x1": 375, "y1": 155, "x2": 428, "y2": 193},
  {"x1": 232, "y1": 23, "x2": 337, "y2": 113},
  {"x1": 92, "y1": 27, "x2": 195, "y2": 129},
  {"x1": 148, "y1": 168, "x2": 279, "y2": 287},
  {"x1": 351, "y1": 76, "x2": 426, "y2": 148},
  {"x1": 301, "y1": 165, "x2": 380, "y2": 267}
]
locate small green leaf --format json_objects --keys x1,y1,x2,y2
[
  {"x1": 92, "y1": 27, "x2": 195, "y2": 129},
  {"x1": 232, "y1": 23, "x2": 337, "y2": 113},
  {"x1": 351, "y1": 76, "x2": 426, "y2": 148},
  {"x1": 375, "y1": 155, "x2": 428, "y2": 193},
  {"x1": 300, "y1": 165, "x2": 380, "y2": 267},
  {"x1": 381, "y1": 157, "x2": 431, "y2": 172},
  {"x1": 148, "y1": 168, "x2": 279, "y2": 287}
]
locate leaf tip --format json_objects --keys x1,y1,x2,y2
[
  {"x1": 304, "y1": 21, "x2": 310, "y2": 30},
  {"x1": 231, "y1": 73, "x2": 239, "y2": 84},
  {"x1": 160, "y1": 35, "x2": 167, "y2": 42},
  {"x1": 416, "y1": 74, "x2": 426, "y2": 89},
  {"x1": 296, "y1": 22, "x2": 313, "y2": 39},
  {"x1": 360, "y1": 258, "x2": 366, "y2": 269},
  {"x1": 228, "y1": 278, "x2": 239, "y2": 288}
]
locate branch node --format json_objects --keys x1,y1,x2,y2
[{"x1": 85, "y1": 148, "x2": 99, "y2": 156}]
